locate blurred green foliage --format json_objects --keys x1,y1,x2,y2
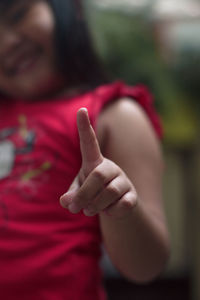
[
  {"x1": 172, "y1": 49, "x2": 200, "y2": 109},
  {"x1": 89, "y1": 9, "x2": 175, "y2": 113},
  {"x1": 87, "y1": 8, "x2": 199, "y2": 146}
]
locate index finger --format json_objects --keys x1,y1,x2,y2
[{"x1": 77, "y1": 108, "x2": 103, "y2": 175}]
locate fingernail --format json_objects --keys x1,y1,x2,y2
[{"x1": 82, "y1": 107, "x2": 88, "y2": 114}]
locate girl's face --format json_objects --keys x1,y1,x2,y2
[{"x1": 0, "y1": 0, "x2": 65, "y2": 100}]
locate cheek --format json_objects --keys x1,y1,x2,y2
[
  {"x1": 0, "y1": 3, "x2": 59, "y2": 98},
  {"x1": 25, "y1": 23, "x2": 54, "y2": 56},
  {"x1": 21, "y1": 3, "x2": 55, "y2": 54}
]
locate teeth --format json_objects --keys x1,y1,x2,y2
[{"x1": 2, "y1": 46, "x2": 40, "y2": 76}]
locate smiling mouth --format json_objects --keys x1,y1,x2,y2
[{"x1": 2, "y1": 45, "x2": 42, "y2": 77}]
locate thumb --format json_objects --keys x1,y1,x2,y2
[{"x1": 60, "y1": 175, "x2": 80, "y2": 208}]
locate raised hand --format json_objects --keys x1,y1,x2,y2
[{"x1": 60, "y1": 108, "x2": 138, "y2": 218}]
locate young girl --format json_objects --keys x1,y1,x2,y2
[{"x1": 0, "y1": 0, "x2": 170, "y2": 299}]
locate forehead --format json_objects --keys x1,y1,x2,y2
[
  {"x1": 0, "y1": 0, "x2": 43, "y2": 22},
  {"x1": 0, "y1": 0, "x2": 36, "y2": 13},
  {"x1": 0, "y1": 0, "x2": 21, "y2": 9}
]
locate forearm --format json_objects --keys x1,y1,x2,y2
[
  {"x1": 99, "y1": 200, "x2": 170, "y2": 283},
  {"x1": 60, "y1": 105, "x2": 170, "y2": 283}
]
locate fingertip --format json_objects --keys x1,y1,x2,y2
[
  {"x1": 77, "y1": 107, "x2": 89, "y2": 122},
  {"x1": 60, "y1": 195, "x2": 67, "y2": 208},
  {"x1": 59, "y1": 192, "x2": 73, "y2": 208},
  {"x1": 77, "y1": 107, "x2": 91, "y2": 133},
  {"x1": 78, "y1": 107, "x2": 88, "y2": 114}
]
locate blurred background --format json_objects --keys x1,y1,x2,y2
[{"x1": 85, "y1": 0, "x2": 200, "y2": 299}]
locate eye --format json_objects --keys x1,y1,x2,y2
[
  {"x1": 0, "y1": 1, "x2": 35, "y2": 27},
  {"x1": 6, "y1": 5, "x2": 29, "y2": 26}
]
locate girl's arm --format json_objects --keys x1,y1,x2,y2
[
  {"x1": 97, "y1": 98, "x2": 170, "y2": 283},
  {"x1": 60, "y1": 99, "x2": 170, "y2": 283}
]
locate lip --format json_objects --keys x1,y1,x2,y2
[{"x1": 1, "y1": 45, "x2": 41, "y2": 77}]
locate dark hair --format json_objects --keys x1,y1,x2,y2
[
  {"x1": 0, "y1": 0, "x2": 108, "y2": 91},
  {"x1": 48, "y1": 0, "x2": 108, "y2": 90}
]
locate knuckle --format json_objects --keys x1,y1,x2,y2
[
  {"x1": 106, "y1": 183, "x2": 120, "y2": 198},
  {"x1": 92, "y1": 168, "x2": 105, "y2": 183},
  {"x1": 121, "y1": 192, "x2": 138, "y2": 209},
  {"x1": 122, "y1": 198, "x2": 133, "y2": 210}
]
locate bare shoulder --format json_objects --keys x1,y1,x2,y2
[
  {"x1": 97, "y1": 98, "x2": 164, "y2": 213},
  {"x1": 99, "y1": 97, "x2": 148, "y2": 120},
  {"x1": 97, "y1": 97, "x2": 156, "y2": 136},
  {"x1": 97, "y1": 97, "x2": 162, "y2": 164},
  {"x1": 96, "y1": 98, "x2": 164, "y2": 215}
]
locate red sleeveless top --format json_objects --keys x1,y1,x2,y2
[{"x1": 0, "y1": 81, "x2": 162, "y2": 300}]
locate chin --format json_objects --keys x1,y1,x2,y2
[
  {"x1": 13, "y1": 74, "x2": 64, "y2": 100},
  {"x1": 12, "y1": 88, "x2": 49, "y2": 100}
]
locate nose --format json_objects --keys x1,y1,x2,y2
[{"x1": 0, "y1": 26, "x2": 22, "y2": 56}]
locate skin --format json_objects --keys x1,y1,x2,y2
[
  {"x1": 60, "y1": 104, "x2": 170, "y2": 282},
  {"x1": 0, "y1": 0, "x2": 170, "y2": 283},
  {"x1": 0, "y1": 0, "x2": 65, "y2": 99}
]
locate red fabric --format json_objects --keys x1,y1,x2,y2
[{"x1": 0, "y1": 81, "x2": 162, "y2": 300}]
